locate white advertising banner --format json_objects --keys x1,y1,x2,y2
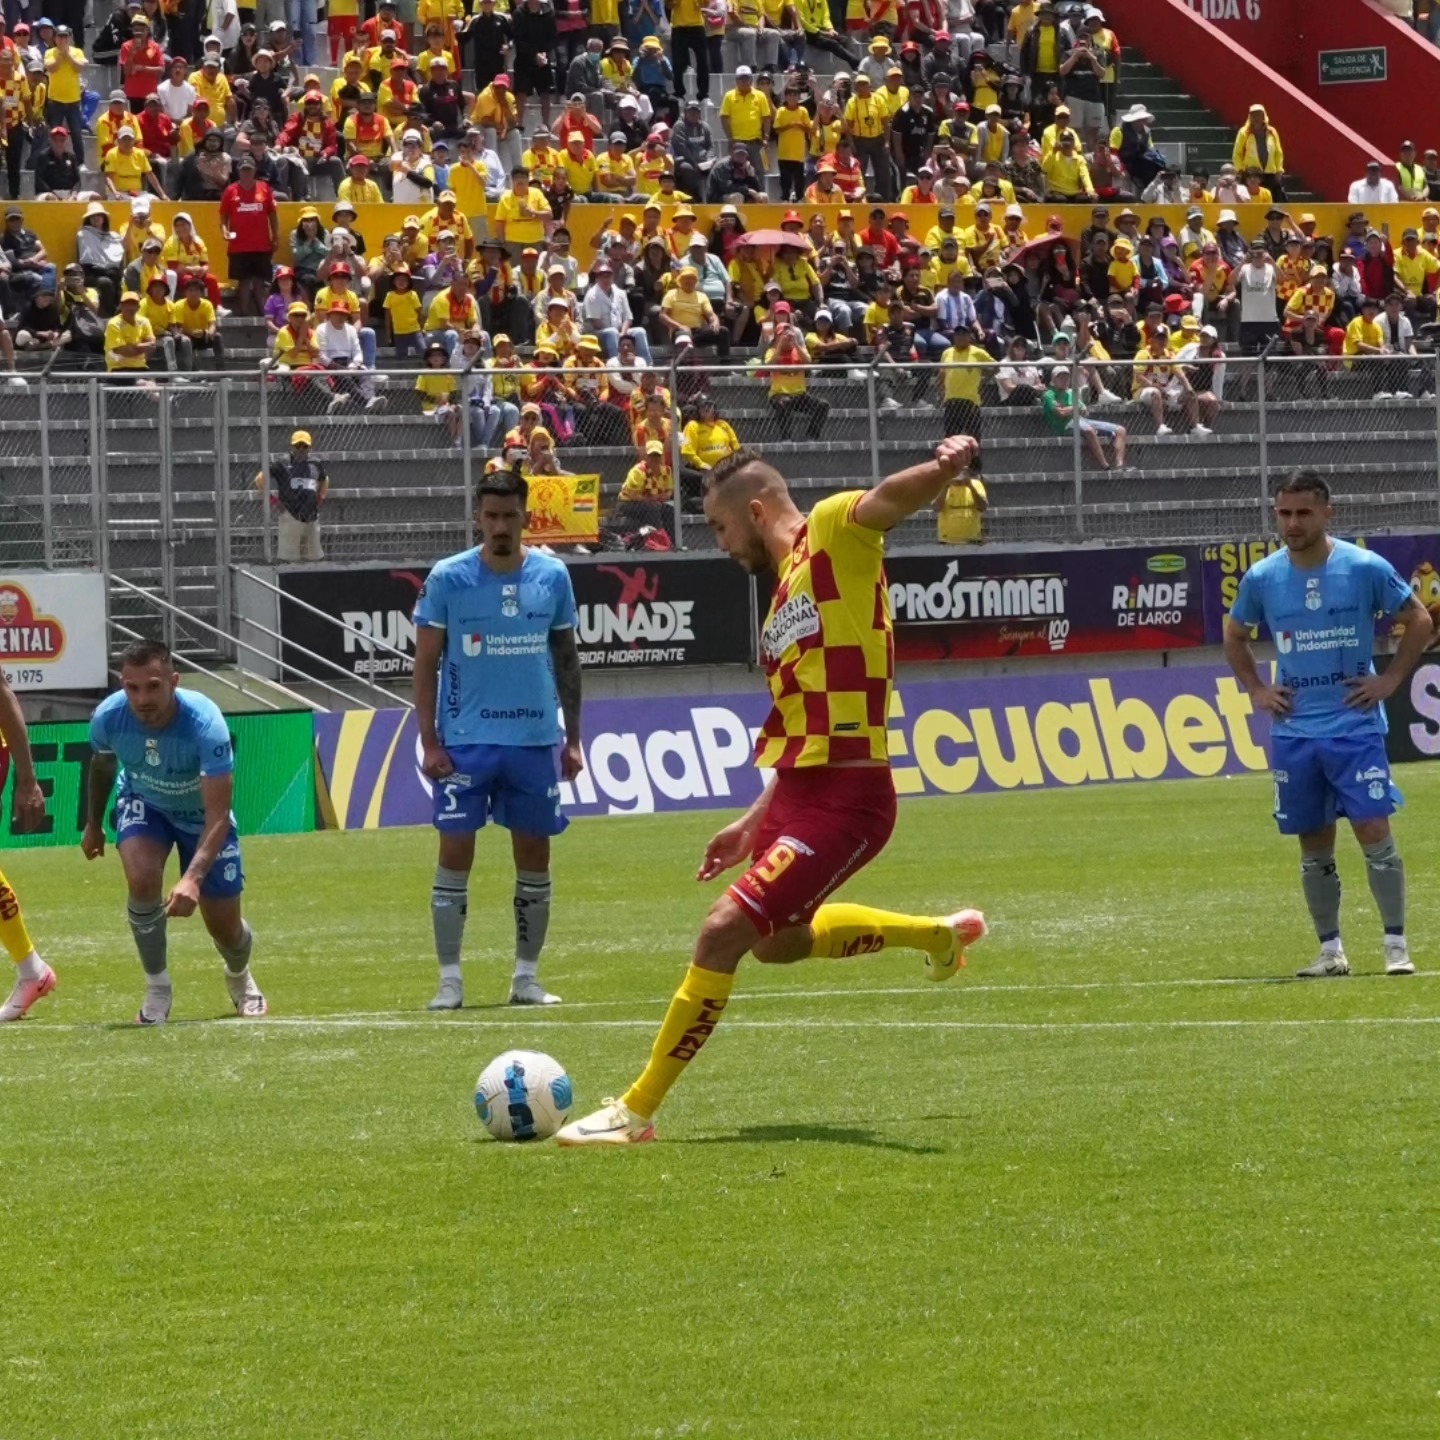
[{"x1": 0, "y1": 571, "x2": 107, "y2": 691}]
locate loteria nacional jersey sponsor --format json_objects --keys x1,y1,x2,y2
[
  {"x1": 89, "y1": 689, "x2": 235, "y2": 833},
  {"x1": 755, "y1": 491, "x2": 892, "y2": 768},
  {"x1": 1230, "y1": 539, "x2": 1413, "y2": 739},
  {"x1": 413, "y1": 546, "x2": 577, "y2": 747}
]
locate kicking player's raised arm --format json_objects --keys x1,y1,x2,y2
[
  {"x1": 852, "y1": 434, "x2": 980, "y2": 532},
  {"x1": 0, "y1": 670, "x2": 43, "y2": 832}
]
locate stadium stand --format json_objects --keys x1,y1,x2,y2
[{"x1": 1, "y1": 0, "x2": 1438, "y2": 666}]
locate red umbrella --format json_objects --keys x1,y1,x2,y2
[
  {"x1": 1009, "y1": 233, "x2": 1081, "y2": 268},
  {"x1": 737, "y1": 229, "x2": 814, "y2": 251}
]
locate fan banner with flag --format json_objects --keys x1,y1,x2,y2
[{"x1": 524, "y1": 474, "x2": 601, "y2": 545}]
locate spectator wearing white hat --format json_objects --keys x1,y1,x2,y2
[
  {"x1": 1115, "y1": 103, "x2": 1165, "y2": 189},
  {"x1": 390, "y1": 129, "x2": 437, "y2": 206},
  {"x1": 1058, "y1": 19, "x2": 1106, "y2": 146},
  {"x1": 1084, "y1": 8, "x2": 1121, "y2": 120},
  {"x1": 719, "y1": 66, "x2": 771, "y2": 180},
  {"x1": 1347, "y1": 160, "x2": 1399, "y2": 206}
]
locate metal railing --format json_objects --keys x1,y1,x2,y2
[{"x1": 3, "y1": 353, "x2": 1438, "y2": 657}]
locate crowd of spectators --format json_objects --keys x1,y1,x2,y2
[{"x1": 0, "y1": 0, "x2": 1425, "y2": 500}]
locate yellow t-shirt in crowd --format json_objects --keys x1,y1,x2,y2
[
  {"x1": 493, "y1": 188, "x2": 551, "y2": 244},
  {"x1": 173, "y1": 297, "x2": 216, "y2": 335},
  {"x1": 416, "y1": 370, "x2": 458, "y2": 411},
  {"x1": 940, "y1": 344, "x2": 993, "y2": 402},
  {"x1": 104, "y1": 314, "x2": 155, "y2": 371},
  {"x1": 772, "y1": 104, "x2": 812, "y2": 164},
  {"x1": 384, "y1": 287, "x2": 424, "y2": 335},
  {"x1": 102, "y1": 146, "x2": 152, "y2": 191},
  {"x1": 660, "y1": 286, "x2": 714, "y2": 330},
  {"x1": 719, "y1": 88, "x2": 771, "y2": 142},
  {"x1": 43, "y1": 45, "x2": 86, "y2": 104}
]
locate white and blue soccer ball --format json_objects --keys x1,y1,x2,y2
[{"x1": 474, "y1": 1050, "x2": 573, "y2": 1142}]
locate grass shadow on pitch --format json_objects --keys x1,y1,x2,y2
[{"x1": 682, "y1": 1123, "x2": 947, "y2": 1155}]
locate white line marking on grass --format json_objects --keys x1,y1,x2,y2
[
  {"x1": 155, "y1": 971, "x2": 1436, "y2": 1025},
  {"x1": 16, "y1": 1015, "x2": 1440, "y2": 1035}
]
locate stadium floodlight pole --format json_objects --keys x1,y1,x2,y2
[
  {"x1": 257, "y1": 356, "x2": 276, "y2": 564},
  {"x1": 668, "y1": 349, "x2": 684, "y2": 549}
]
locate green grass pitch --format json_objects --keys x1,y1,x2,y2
[{"x1": 1, "y1": 769, "x2": 1437, "y2": 1439}]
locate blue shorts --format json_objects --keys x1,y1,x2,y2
[
  {"x1": 432, "y1": 744, "x2": 568, "y2": 837},
  {"x1": 1271, "y1": 732, "x2": 1402, "y2": 836},
  {"x1": 114, "y1": 790, "x2": 245, "y2": 899}
]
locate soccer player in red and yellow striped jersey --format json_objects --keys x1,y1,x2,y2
[
  {"x1": 0, "y1": 666, "x2": 56, "y2": 1021},
  {"x1": 558, "y1": 440, "x2": 987, "y2": 1145}
]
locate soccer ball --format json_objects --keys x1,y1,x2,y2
[{"x1": 474, "y1": 1050, "x2": 573, "y2": 1142}]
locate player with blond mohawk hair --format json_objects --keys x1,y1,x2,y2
[{"x1": 558, "y1": 439, "x2": 988, "y2": 1146}]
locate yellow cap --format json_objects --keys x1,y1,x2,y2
[
  {"x1": 120, "y1": 290, "x2": 140, "y2": 304},
  {"x1": 287, "y1": 300, "x2": 310, "y2": 316},
  {"x1": 291, "y1": 429, "x2": 313, "y2": 445},
  {"x1": 645, "y1": 439, "x2": 665, "y2": 456}
]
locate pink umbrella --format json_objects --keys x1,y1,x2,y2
[{"x1": 737, "y1": 229, "x2": 814, "y2": 251}]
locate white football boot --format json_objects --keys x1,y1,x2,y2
[
  {"x1": 427, "y1": 977, "x2": 463, "y2": 1011},
  {"x1": 0, "y1": 959, "x2": 56, "y2": 1022},
  {"x1": 1383, "y1": 936, "x2": 1415, "y2": 976},
  {"x1": 225, "y1": 968, "x2": 268, "y2": 1017},
  {"x1": 136, "y1": 983, "x2": 173, "y2": 1026},
  {"x1": 923, "y1": 909, "x2": 989, "y2": 983},
  {"x1": 1296, "y1": 945, "x2": 1350, "y2": 979},
  {"x1": 509, "y1": 978, "x2": 561, "y2": 1006},
  {"x1": 555, "y1": 1098, "x2": 656, "y2": 1147}
]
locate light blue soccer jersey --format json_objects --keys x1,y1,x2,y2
[
  {"x1": 412, "y1": 546, "x2": 577, "y2": 747},
  {"x1": 89, "y1": 689, "x2": 235, "y2": 833},
  {"x1": 1230, "y1": 539, "x2": 1413, "y2": 739}
]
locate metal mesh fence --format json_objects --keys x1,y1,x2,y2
[
  {"x1": 0, "y1": 376, "x2": 48, "y2": 569},
  {"x1": 253, "y1": 363, "x2": 472, "y2": 566},
  {"x1": 1262, "y1": 353, "x2": 1440, "y2": 535},
  {"x1": 0, "y1": 359, "x2": 1437, "y2": 663}
]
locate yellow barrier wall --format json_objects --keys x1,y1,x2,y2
[{"x1": 30, "y1": 200, "x2": 1430, "y2": 272}]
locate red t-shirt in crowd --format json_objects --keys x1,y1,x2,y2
[{"x1": 219, "y1": 180, "x2": 277, "y2": 253}]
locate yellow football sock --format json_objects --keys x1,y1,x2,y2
[
  {"x1": 808, "y1": 903, "x2": 948, "y2": 959},
  {"x1": 622, "y1": 963, "x2": 736, "y2": 1121},
  {"x1": 0, "y1": 867, "x2": 35, "y2": 964}
]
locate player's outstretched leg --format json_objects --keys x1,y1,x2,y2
[
  {"x1": 1295, "y1": 829, "x2": 1348, "y2": 978},
  {"x1": 557, "y1": 898, "x2": 752, "y2": 1146},
  {"x1": 806, "y1": 903, "x2": 988, "y2": 982},
  {"x1": 204, "y1": 898, "x2": 267, "y2": 1018},
  {"x1": 0, "y1": 866, "x2": 56, "y2": 1022},
  {"x1": 509, "y1": 833, "x2": 559, "y2": 1006}
]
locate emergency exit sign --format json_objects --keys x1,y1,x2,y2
[{"x1": 1319, "y1": 47, "x2": 1387, "y2": 83}]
